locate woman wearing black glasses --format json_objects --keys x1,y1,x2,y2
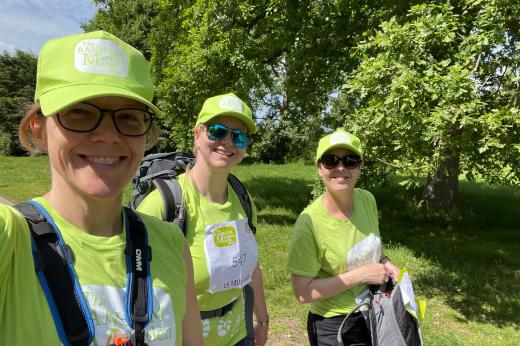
[
  {"x1": 287, "y1": 129, "x2": 399, "y2": 346},
  {"x1": 1, "y1": 31, "x2": 203, "y2": 345},
  {"x1": 138, "y1": 93, "x2": 269, "y2": 346}
]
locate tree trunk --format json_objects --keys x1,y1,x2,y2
[{"x1": 421, "y1": 142, "x2": 460, "y2": 211}]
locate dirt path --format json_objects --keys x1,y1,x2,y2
[{"x1": 0, "y1": 195, "x2": 13, "y2": 206}]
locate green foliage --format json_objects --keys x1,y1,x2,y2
[
  {"x1": 0, "y1": 50, "x2": 37, "y2": 155},
  {"x1": 0, "y1": 132, "x2": 12, "y2": 156},
  {"x1": 82, "y1": 0, "x2": 519, "y2": 210},
  {"x1": 148, "y1": 0, "x2": 419, "y2": 152},
  {"x1": 330, "y1": 2, "x2": 520, "y2": 208},
  {"x1": 83, "y1": 0, "x2": 422, "y2": 157},
  {"x1": 248, "y1": 118, "x2": 322, "y2": 164},
  {"x1": 310, "y1": 173, "x2": 324, "y2": 200},
  {"x1": 81, "y1": 0, "x2": 160, "y2": 59}
]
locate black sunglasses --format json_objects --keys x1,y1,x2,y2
[{"x1": 320, "y1": 154, "x2": 362, "y2": 169}]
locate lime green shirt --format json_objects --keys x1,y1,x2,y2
[
  {"x1": 138, "y1": 173, "x2": 258, "y2": 346},
  {"x1": 0, "y1": 197, "x2": 187, "y2": 345},
  {"x1": 287, "y1": 188, "x2": 382, "y2": 317}
]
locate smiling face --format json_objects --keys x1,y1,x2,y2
[
  {"x1": 36, "y1": 96, "x2": 147, "y2": 200},
  {"x1": 318, "y1": 147, "x2": 362, "y2": 194},
  {"x1": 193, "y1": 115, "x2": 248, "y2": 171}
]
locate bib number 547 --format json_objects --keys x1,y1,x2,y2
[{"x1": 232, "y1": 253, "x2": 247, "y2": 267}]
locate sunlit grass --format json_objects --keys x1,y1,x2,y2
[
  {"x1": 1, "y1": 155, "x2": 519, "y2": 345},
  {"x1": 0, "y1": 155, "x2": 50, "y2": 202}
]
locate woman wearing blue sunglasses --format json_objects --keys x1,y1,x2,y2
[
  {"x1": 138, "y1": 93, "x2": 269, "y2": 346},
  {"x1": 287, "y1": 129, "x2": 400, "y2": 346}
]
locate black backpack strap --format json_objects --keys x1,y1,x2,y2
[
  {"x1": 153, "y1": 177, "x2": 187, "y2": 236},
  {"x1": 124, "y1": 208, "x2": 153, "y2": 346},
  {"x1": 129, "y1": 151, "x2": 194, "y2": 237},
  {"x1": 244, "y1": 284, "x2": 255, "y2": 339},
  {"x1": 200, "y1": 299, "x2": 237, "y2": 319},
  {"x1": 227, "y1": 175, "x2": 256, "y2": 340},
  {"x1": 14, "y1": 202, "x2": 94, "y2": 346},
  {"x1": 227, "y1": 173, "x2": 256, "y2": 235}
]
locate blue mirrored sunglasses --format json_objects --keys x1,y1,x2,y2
[{"x1": 205, "y1": 123, "x2": 252, "y2": 149}]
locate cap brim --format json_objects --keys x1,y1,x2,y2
[
  {"x1": 38, "y1": 84, "x2": 162, "y2": 117},
  {"x1": 197, "y1": 111, "x2": 258, "y2": 134}
]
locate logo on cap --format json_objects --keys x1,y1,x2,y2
[
  {"x1": 75, "y1": 39, "x2": 128, "y2": 77},
  {"x1": 330, "y1": 132, "x2": 350, "y2": 145},
  {"x1": 219, "y1": 95, "x2": 243, "y2": 113}
]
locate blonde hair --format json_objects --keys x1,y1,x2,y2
[
  {"x1": 18, "y1": 103, "x2": 161, "y2": 154},
  {"x1": 192, "y1": 123, "x2": 204, "y2": 157},
  {"x1": 18, "y1": 104, "x2": 45, "y2": 155},
  {"x1": 145, "y1": 121, "x2": 160, "y2": 150}
]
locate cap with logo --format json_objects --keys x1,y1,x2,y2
[
  {"x1": 195, "y1": 93, "x2": 258, "y2": 134},
  {"x1": 315, "y1": 128, "x2": 363, "y2": 165},
  {"x1": 34, "y1": 30, "x2": 161, "y2": 116}
]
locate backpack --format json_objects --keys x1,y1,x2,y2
[
  {"x1": 336, "y1": 271, "x2": 424, "y2": 346},
  {"x1": 128, "y1": 151, "x2": 256, "y2": 236},
  {"x1": 15, "y1": 201, "x2": 152, "y2": 346},
  {"x1": 128, "y1": 151, "x2": 256, "y2": 339}
]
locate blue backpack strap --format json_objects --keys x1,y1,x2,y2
[
  {"x1": 14, "y1": 201, "x2": 94, "y2": 346},
  {"x1": 15, "y1": 203, "x2": 153, "y2": 346},
  {"x1": 123, "y1": 208, "x2": 153, "y2": 346}
]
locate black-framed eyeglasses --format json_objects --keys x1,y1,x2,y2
[
  {"x1": 204, "y1": 123, "x2": 252, "y2": 149},
  {"x1": 56, "y1": 102, "x2": 153, "y2": 136},
  {"x1": 320, "y1": 154, "x2": 362, "y2": 169}
]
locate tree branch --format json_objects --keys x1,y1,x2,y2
[{"x1": 471, "y1": 52, "x2": 482, "y2": 75}]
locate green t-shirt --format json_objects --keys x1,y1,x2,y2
[
  {"x1": 138, "y1": 173, "x2": 258, "y2": 346},
  {"x1": 0, "y1": 197, "x2": 187, "y2": 345},
  {"x1": 287, "y1": 188, "x2": 382, "y2": 317}
]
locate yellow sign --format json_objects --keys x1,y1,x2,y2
[{"x1": 213, "y1": 226, "x2": 237, "y2": 247}]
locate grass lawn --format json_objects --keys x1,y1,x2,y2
[{"x1": 1, "y1": 155, "x2": 519, "y2": 345}]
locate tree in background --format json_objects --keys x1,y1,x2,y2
[
  {"x1": 84, "y1": 0, "x2": 418, "y2": 158},
  {"x1": 82, "y1": 0, "x2": 519, "y2": 209},
  {"x1": 330, "y1": 1, "x2": 520, "y2": 210},
  {"x1": 0, "y1": 50, "x2": 37, "y2": 155},
  {"x1": 150, "y1": 0, "x2": 418, "y2": 159},
  {"x1": 81, "y1": 0, "x2": 159, "y2": 60}
]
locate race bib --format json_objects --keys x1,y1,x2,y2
[
  {"x1": 346, "y1": 234, "x2": 382, "y2": 270},
  {"x1": 204, "y1": 219, "x2": 258, "y2": 293}
]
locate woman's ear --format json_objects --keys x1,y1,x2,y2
[
  {"x1": 30, "y1": 115, "x2": 48, "y2": 150},
  {"x1": 193, "y1": 125, "x2": 202, "y2": 141}
]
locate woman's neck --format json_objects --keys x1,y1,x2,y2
[
  {"x1": 44, "y1": 186, "x2": 123, "y2": 237},
  {"x1": 322, "y1": 189, "x2": 355, "y2": 220},
  {"x1": 189, "y1": 161, "x2": 229, "y2": 204}
]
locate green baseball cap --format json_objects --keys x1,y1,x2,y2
[
  {"x1": 315, "y1": 128, "x2": 363, "y2": 165},
  {"x1": 34, "y1": 30, "x2": 161, "y2": 116},
  {"x1": 195, "y1": 93, "x2": 258, "y2": 134}
]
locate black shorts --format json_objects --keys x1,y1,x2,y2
[{"x1": 307, "y1": 311, "x2": 372, "y2": 346}]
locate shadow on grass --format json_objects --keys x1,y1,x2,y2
[
  {"x1": 372, "y1": 180, "x2": 520, "y2": 327},
  {"x1": 242, "y1": 176, "x2": 313, "y2": 225}
]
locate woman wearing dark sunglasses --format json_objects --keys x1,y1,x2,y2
[
  {"x1": 287, "y1": 129, "x2": 399, "y2": 346},
  {"x1": 138, "y1": 93, "x2": 269, "y2": 346}
]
